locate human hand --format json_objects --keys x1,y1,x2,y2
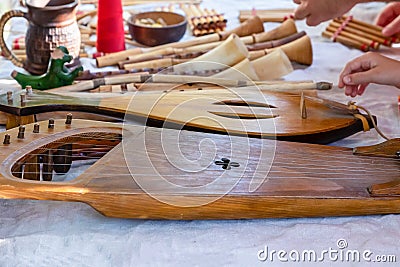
[
  {"x1": 293, "y1": 0, "x2": 358, "y2": 26},
  {"x1": 375, "y1": 2, "x2": 400, "y2": 36},
  {"x1": 338, "y1": 52, "x2": 400, "y2": 97}
]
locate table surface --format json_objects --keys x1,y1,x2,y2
[{"x1": 0, "y1": 1, "x2": 399, "y2": 266}]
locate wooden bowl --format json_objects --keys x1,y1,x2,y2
[{"x1": 128, "y1": 11, "x2": 187, "y2": 46}]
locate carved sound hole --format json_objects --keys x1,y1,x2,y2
[
  {"x1": 210, "y1": 100, "x2": 278, "y2": 119},
  {"x1": 213, "y1": 100, "x2": 276, "y2": 108},
  {"x1": 11, "y1": 132, "x2": 122, "y2": 182},
  {"x1": 215, "y1": 158, "x2": 240, "y2": 170}
]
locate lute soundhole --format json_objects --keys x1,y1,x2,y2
[
  {"x1": 11, "y1": 131, "x2": 122, "y2": 182},
  {"x1": 214, "y1": 157, "x2": 240, "y2": 170}
]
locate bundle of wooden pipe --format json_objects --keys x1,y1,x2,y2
[
  {"x1": 322, "y1": 15, "x2": 400, "y2": 52},
  {"x1": 93, "y1": 17, "x2": 312, "y2": 81},
  {"x1": 179, "y1": 4, "x2": 227, "y2": 36},
  {"x1": 116, "y1": 30, "x2": 311, "y2": 78},
  {"x1": 239, "y1": 8, "x2": 295, "y2": 23}
]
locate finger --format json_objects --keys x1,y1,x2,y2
[
  {"x1": 306, "y1": 16, "x2": 322, "y2": 26},
  {"x1": 357, "y1": 83, "x2": 369, "y2": 96},
  {"x1": 375, "y1": 7, "x2": 395, "y2": 26},
  {"x1": 344, "y1": 70, "x2": 376, "y2": 86},
  {"x1": 344, "y1": 85, "x2": 356, "y2": 96},
  {"x1": 293, "y1": 4, "x2": 309, "y2": 20},
  {"x1": 339, "y1": 55, "x2": 374, "y2": 84},
  {"x1": 382, "y1": 15, "x2": 400, "y2": 36},
  {"x1": 293, "y1": 0, "x2": 301, "y2": 4},
  {"x1": 350, "y1": 86, "x2": 358, "y2": 98}
]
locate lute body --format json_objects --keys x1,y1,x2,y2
[
  {"x1": 0, "y1": 119, "x2": 398, "y2": 219},
  {"x1": 0, "y1": 88, "x2": 373, "y2": 144}
]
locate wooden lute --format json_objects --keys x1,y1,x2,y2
[
  {"x1": 0, "y1": 119, "x2": 399, "y2": 219},
  {"x1": 0, "y1": 88, "x2": 374, "y2": 144}
]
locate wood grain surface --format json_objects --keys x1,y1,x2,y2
[
  {"x1": 0, "y1": 119, "x2": 398, "y2": 219},
  {"x1": 0, "y1": 88, "x2": 374, "y2": 144}
]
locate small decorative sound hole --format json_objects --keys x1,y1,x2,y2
[{"x1": 214, "y1": 158, "x2": 240, "y2": 170}]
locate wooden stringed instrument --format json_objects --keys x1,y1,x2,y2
[
  {"x1": 0, "y1": 88, "x2": 374, "y2": 144},
  {"x1": 0, "y1": 118, "x2": 399, "y2": 219}
]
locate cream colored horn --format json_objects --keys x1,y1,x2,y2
[
  {"x1": 253, "y1": 19, "x2": 297, "y2": 43},
  {"x1": 212, "y1": 58, "x2": 260, "y2": 81},
  {"x1": 249, "y1": 35, "x2": 313, "y2": 66},
  {"x1": 251, "y1": 48, "x2": 293, "y2": 80},
  {"x1": 214, "y1": 48, "x2": 293, "y2": 81},
  {"x1": 172, "y1": 34, "x2": 249, "y2": 73}
]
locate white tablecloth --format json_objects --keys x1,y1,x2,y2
[{"x1": 0, "y1": 1, "x2": 399, "y2": 266}]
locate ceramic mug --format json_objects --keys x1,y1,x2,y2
[{"x1": 0, "y1": 0, "x2": 81, "y2": 75}]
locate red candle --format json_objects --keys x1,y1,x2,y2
[{"x1": 96, "y1": 0, "x2": 125, "y2": 53}]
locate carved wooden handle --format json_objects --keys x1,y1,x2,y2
[{"x1": 0, "y1": 10, "x2": 27, "y2": 68}]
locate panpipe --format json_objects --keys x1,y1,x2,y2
[
  {"x1": 179, "y1": 4, "x2": 227, "y2": 36},
  {"x1": 322, "y1": 15, "x2": 400, "y2": 52},
  {"x1": 239, "y1": 8, "x2": 295, "y2": 23}
]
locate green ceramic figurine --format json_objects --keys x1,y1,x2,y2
[{"x1": 11, "y1": 46, "x2": 83, "y2": 90}]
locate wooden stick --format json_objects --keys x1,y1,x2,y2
[
  {"x1": 122, "y1": 58, "x2": 189, "y2": 71},
  {"x1": 77, "y1": 70, "x2": 150, "y2": 81},
  {"x1": 247, "y1": 31, "x2": 306, "y2": 51},
  {"x1": 49, "y1": 71, "x2": 332, "y2": 93},
  {"x1": 119, "y1": 42, "x2": 218, "y2": 68}
]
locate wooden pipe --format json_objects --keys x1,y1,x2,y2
[
  {"x1": 123, "y1": 58, "x2": 189, "y2": 71},
  {"x1": 249, "y1": 35, "x2": 313, "y2": 66},
  {"x1": 96, "y1": 16, "x2": 264, "y2": 68},
  {"x1": 48, "y1": 74, "x2": 263, "y2": 93},
  {"x1": 219, "y1": 16, "x2": 264, "y2": 40},
  {"x1": 119, "y1": 21, "x2": 299, "y2": 69},
  {"x1": 172, "y1": 34, "x2": 249, "y2": 73},
  {"x1": 253, "y1": 19, "x2": 297, "y2": 43},
  {"x1": 247, "y1": 31, "x2": 306, "y2": 51},
  {"x1": 119, "y1": 42, "x2": 218, "y2": 68}
]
